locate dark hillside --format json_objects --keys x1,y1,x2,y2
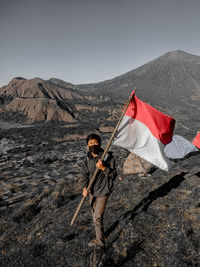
[{"x1": 0, "y1": 127, "x2": 199, "y2": 266}]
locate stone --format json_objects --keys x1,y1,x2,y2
[{"x1": 123, "y1": 152, "x2": 155, "y2": 174}]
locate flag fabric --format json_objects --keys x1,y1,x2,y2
[
  {"x1": 113, "y1": 91, "x2": 175, "y2": 171},
  {"x1": 164, "y1": 135, "x2": 199, "y2": 159},
  {"x1": 192, "y1": 132, "x2": 200, "y2": 149}
]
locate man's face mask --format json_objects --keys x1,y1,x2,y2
[{"x1": 89, "y1": 145, "x2": 100, "y2": 154}]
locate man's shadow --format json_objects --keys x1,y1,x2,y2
[
  {"x1": 105, "y1": 171, "x2": 187, "y2": 238},
  {"x1": 130, "y1": 171, "x2": 187, "y2": 219}
]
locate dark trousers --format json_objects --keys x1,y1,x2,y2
[{"x1": 89, "y1": 194, "x2": 109, "y2": 247}]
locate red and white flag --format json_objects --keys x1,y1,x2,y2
[
  {"x1": 113, "y1": 91, "x2": 176, "y2": 171},
  {"x1": 192, "y1": 132, "x2": 200, "y2": 149}
]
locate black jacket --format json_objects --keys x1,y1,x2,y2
[{"x1": 80, "y1": 148, "x2": 117, "y2": 197}]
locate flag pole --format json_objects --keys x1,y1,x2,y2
[{"x1": 70, "y1": 89, "x2": 136, "y2": 226}]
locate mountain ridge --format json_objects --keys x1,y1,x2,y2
[
  {"x1": 0, "y1": 50, "x2": 200, "y2": 125},
  {"x1": 0, "y1": 77, "x2": 116, "y2": 124},
  {"x1": 76, "y1": 50, "x2": 200, "y2": 98}
]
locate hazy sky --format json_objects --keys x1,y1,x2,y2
[{"x1": 1, "y1": 0, "x2": 200, "y2": 86}]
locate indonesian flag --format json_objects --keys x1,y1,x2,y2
[
  {"x1": 192, "y1": 132, "x2": 200, "y2": 149},
  {"x1": 113, "y1": 91, "x2": 175, "y2": 171}
]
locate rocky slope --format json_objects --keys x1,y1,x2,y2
[
  {"x1": 0, "y1": 77, "x2": 118, "y2": 124},
  {"x1": 0, "y1": 124, "x2": 199, "y2": 266},
  {"x1": 0, "y1": 78, "x2": 80, "y2": 123}
]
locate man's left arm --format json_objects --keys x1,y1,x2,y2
[
  {"x1": 96, "y1": 156, "x2": 117, "y2": 180},
  {"x1": 96, "y1": 159, "x2": 106, "y2": 171}
]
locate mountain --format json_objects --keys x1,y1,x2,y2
[
  {"x1": 0, "y1": 77, "x2": 116, "y2": 124},
  {"x1": 76, "y1": 50, "x2": 200, "y2": 134},
  {"x1": 0, "y1": 77, "x2": 83, "y2": 123},
  {"x1": 1, "y1": 50, "x2": 200, "y2": 126},
  {"x1": 1, "y1": 51, "x2": 200, "y2": 266},
  {"x1": 77, "y1": 50, "x2": 200, "y2": 99},
  {"x1": 48, "y1": 78, "x2": 78, "y2": 90},
  {"x1": 45, "y1": 50, "x2": 200, "y2": 111},
  {"x1": 0, "y1": 77, "x2": 82, "y2": 100}
]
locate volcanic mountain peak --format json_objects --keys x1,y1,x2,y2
[
  {"x1": 157, "y1": 50, "x2": 200, "y2": 65},
  {"x1": 125, "y1": 50, "x2": 200, "y2": 78},
  {"x1": 76, "y1": 49, "x2": 200, "y2": 100}
]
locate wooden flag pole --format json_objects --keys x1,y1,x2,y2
[{"x1": 70, "y1": 89, "x2": 136, "y2": 226}]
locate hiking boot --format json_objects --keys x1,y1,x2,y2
[{"x1": 88, "y1": 239, "x2": 97, "y2": 247}]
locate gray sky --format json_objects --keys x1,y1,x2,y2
[{"x1": 1, "y1": 0, "x2": 200, "y2": 87}]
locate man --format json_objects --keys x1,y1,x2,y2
[{"x1": 80, "y1": 133, "x2": 117, "y2": 253}]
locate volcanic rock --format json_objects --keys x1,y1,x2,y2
[
  {"x1": 123, "y1": 152, "x2": 155, "y2": 175},
  {"x1": 0, "y1": 118, "x2": 200, "y2": 266},
  {"x1": 0, "y1": 125, "x2": 199, "y2": 266}
]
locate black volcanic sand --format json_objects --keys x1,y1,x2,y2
[{"x1": 0, "y1": 124, "x2": 200, "y2": 266}]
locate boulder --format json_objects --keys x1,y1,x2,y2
[{"x1": 123, "y1": 152, "x2": 154, "y2": 174}]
